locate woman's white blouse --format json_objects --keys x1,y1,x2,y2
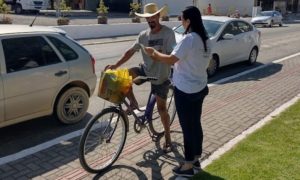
[{"x1": 171, "y1": 32, "x2": 211, "y2": 93}]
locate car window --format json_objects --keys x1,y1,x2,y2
[
  {"x1": 258, "y1": 11, "x2": 273, "y2": 16},
  {"x1": 2, "y1": 36, "x2": 61, "y2": 73},
  {"x1": 47, "y1": 36, "x2": 78, "y2": 61},
  {"x1": 237, "y1": 21, "x2": 253, "y2": 33},
  {"x1": 203, "y1": 20, "x2": 224, "y2": 37},
  {"x1": 173, "y1": 20, "x2": 223, "y2": 38},
  {"x1": 221, "y1": 22, "x2": 241, "y2": 36},
  {"x1": 173, "y1": 25, "x2": 185, "y2": 34}
]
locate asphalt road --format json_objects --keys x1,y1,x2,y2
[{"x1": 1, "y1": 23, "x2": 300, "y2": 157}]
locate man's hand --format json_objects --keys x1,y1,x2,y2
[{"x1": 104, "y1": 64, "x2": 118, "y2": 71}]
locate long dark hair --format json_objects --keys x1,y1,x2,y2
[{"x1": 182, "y1": 6, "x2": 208, "y2": 52}]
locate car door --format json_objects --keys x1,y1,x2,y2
[
  {"x1": 1, "y1": 35, "x2": 69, "y2": 121},
  {"x1": 0, "y1": 45, "x2": 6, "y2": 122},
  {"x1": 276, "y1": 11, "x2": 283, "y2": 23},
  {"x1": 235, "y1": 21, "x2": 255, "y2": 61},
  {"x1": 273, "y1": 12, "x2": 280, "y2": 24},
  {"x1": 0, "y1": 74, "x2": 4, "y2": 122},
  {"x1": 216, "y1": 21, "x2": 242, "y2": 66}
]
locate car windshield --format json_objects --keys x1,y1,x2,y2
[
  {"x1": 174, "y1": 20, "x2": 224, "y2": 37},
  {"x1": 257, "y1": 11, "x2": 273, "y2": 17}
]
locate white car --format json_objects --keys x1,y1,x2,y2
[
  {"x1": 0, "y1": 25, "x2": 97, "y2": 128},
  {"x1": 251, "y1": 11, "x2": 283, "y2": 27},
  {"x1": 174, "y1": 16, "x2": 261, "y2": 77}
]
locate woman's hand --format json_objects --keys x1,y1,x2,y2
[
  {"x1": 104, "y1": 64, "x2": 117, "y2": 71},
  {"x1": 144, "y1": 47, "x2": 155, "y2": 56},
  {"x1": 145, "y1": 47, "x2": 158, "y2": 61}
]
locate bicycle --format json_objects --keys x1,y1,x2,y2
[{"x1": 78, "y1": 76, "x2": 176, "y2": 173}]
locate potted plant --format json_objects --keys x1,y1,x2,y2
[
  {"x1": 129, "y1": 2, "x2": 141, "y2": 23},
  {"x1": 161, "y1": 4, "x2": 169, "y2": 21},
  {"x1": 57, "y1": 0, "x2": 71, "y2": 25},
  {"x1": 0, "y1": 0, "x2": 12, "y2": 24},
  {"x1": 97, "y1": 0, "x2": 109, "y2": 24}
]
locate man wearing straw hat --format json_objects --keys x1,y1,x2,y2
[{"x1": 106, "y1": 3, "x2": 176, "y2": 153}]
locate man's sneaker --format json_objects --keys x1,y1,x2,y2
[
  {"x1": 193, "y1": 161, "x2": 202, "y2": 172},
  {"x1": 172, "y1": 166, "x2": 194, "y2": 177}
]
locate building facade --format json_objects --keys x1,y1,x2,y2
[
  {"x1": 57, "y1": 0, "x2": 299, "y2": 15},
  {"x1": 195, "y1": 0, "x2": 256, "y2": 16},
  {"x1": 257, "y1": 0, "x2": 300, "y2": 13}
]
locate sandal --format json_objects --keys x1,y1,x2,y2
[{"x1": 162, "y1": 143, "x2": 172, "y2": 153}]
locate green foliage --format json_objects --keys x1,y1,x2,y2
[
  {"x1": 97, "y1": 0, "x2": 109, "y2": 15},
  {"x1": 0, "y1": 0, "x2": 10, "y2": 21},
  {"x1": 129, "y1": 2, "x2": 141, "y2": 13},
  {"x1": 0, "y1": 0, "x2": 9, "y2": 15},
  {"x1": 59, "y1": 0, "x2": 71, "y2": 17},
  {"x1": 164, "y1": 4, "x2": 169, "y2": 14},
  {"x1": 193, "y1": 100, "x2": 300, "y2": 179}
]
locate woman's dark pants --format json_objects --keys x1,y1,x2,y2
[{"x1": 174, "y1": 86, "x2": 209, "y2": 162}]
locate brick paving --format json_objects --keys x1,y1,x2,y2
[{"x1": 1, "y1": 55, "x2": 300, "y2": 179}]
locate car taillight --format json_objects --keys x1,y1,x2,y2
[{"x1": 90, "y1": 55, "x2": 96, "y2": 74}]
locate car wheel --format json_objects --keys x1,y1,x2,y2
[
  {"x1": 15, "y1": 4, "x2": 22, "y2": 14},
  {"x1": 279, "y1": 22, "x2": 283, "y2": 27},
  {"x1": 269, "y1": 20, "x2": 273, "y2": 27},
  {"x1": 248, "y1": 47, "x2": 258, "y2": 65},
  {"x1": 55, "y1": 87, "x2": 89, "y2": 124},
  {"x1": 207, "y1": 55, "x2": 219, "y2": 77}
]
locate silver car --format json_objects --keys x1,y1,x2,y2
[
  {"x1": 174, "y1": 16, "x2": 261, "y2": 77},
  {"x1": 251, "y1": 11, "x2": 283, "y2": 27},
  {"x1": 0, "y1": 25, "x2": 96, "y2": 128}
]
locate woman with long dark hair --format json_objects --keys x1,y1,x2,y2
[{"x1": 145, "y1": 6, "x2": 211, "y2": 177}]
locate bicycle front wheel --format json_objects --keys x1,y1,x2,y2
[
  {"x1": 149, "y1": 86, "x2": 176, "y2": 135},
  {"x1": 78, "y1": 107, "x2": 127, "y2": 173}
]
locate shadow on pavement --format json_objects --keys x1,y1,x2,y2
[
  {"x1": 192, "y1": 170, "x2": 225, "y2": 180},
  {"x1": 0, "y1": 112, "x2": 93, "y2": 156},
  {"x1": 209, "y1": 62, "x2": 283, "y2": 85},
  {"x1": 93, "y1": 164, "x2": 147, "y2": 180},
  {"x1": 227, "y1": 62, "x2": 283, "y2": 84}
]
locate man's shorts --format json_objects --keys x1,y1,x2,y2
[{"x1": 130, "y1": 66, "x2": 170, "y2": 100}]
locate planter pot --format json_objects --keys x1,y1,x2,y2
[
  {"x1": 57, "y1": 17, "x2": 70, "y2": 25},
  {"x1": 131, "y1": 17, "x2": 141, "y2": 23},
  {"x1": 161, "y1": 16, "x2": 169, "y2": 21},
  {"x1": 98, "y1": 16, "x2": 108, "y2": 24},
  {"x1": 0, "y1": 17, "x2": 12, "y2": 24}
]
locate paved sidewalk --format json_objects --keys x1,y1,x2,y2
[{"x1": 1, "y1": 54, "x2": 300, "y2": 179}]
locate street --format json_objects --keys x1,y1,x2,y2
[{"x1": 0, "y1": 23, "x2": 300, "y2": 179}]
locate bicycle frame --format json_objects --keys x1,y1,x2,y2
[{"x1": 121, "y1": 90, "x2": 156, "y2": 125}]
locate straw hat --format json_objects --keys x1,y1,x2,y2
[{"x1": 135, "y1": 3, "x2": 166, "y2": 18}]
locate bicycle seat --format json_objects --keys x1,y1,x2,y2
[{"x1": 133, "y1": 76, "x2": 158, "y2": 85}]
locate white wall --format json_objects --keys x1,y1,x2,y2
[
  {"x1": 56, "y1": 21, "x2": 181, "y2": 40},
  {"x1": 196, "y1": 0, "x2": 255, "y2": 16},
  {"x1": 142, "y1": 0, "x2": 193, "y2": 16}
]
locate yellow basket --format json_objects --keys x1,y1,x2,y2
[{"x1": 98, "y1": 69, "x2": 132, "y2": 104}]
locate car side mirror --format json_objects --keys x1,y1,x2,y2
[{"x1": 223, "y1": 33, "x2": 234, "y2": 40}]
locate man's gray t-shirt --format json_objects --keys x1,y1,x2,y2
[{"x1": 132, "y1": 25, "x2": 176, "y2": 85}]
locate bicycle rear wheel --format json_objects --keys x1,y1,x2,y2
[
  {"x1": 149, "y1": 86, "x2": 176, "y2": 135},
  {"x1": 78, "y1": 107, "x2": 127, "y2": 173}
]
